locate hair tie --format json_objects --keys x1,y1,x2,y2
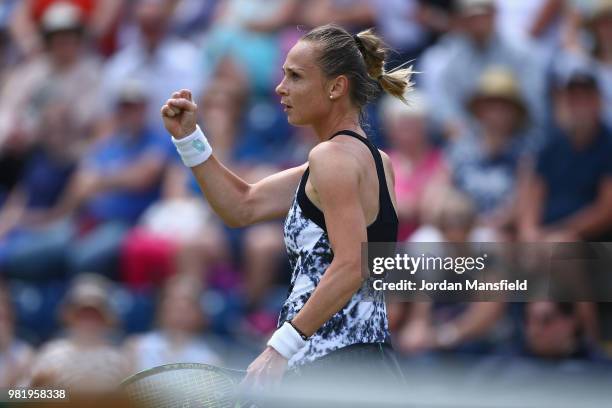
[{"x1": 353, "y1": 34, "x2": 366, "y2": 56}]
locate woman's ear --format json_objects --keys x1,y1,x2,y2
[{"x1": 328, "y1": 75, "x2": 349, "y2": 100}]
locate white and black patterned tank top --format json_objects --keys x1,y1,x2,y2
[{"x1": 279, "y1": 130, "x2": 399, "y2": 368}]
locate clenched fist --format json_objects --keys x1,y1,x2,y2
[{"x1": 161, "y1": 89, "x2": 198, "y2": 139}]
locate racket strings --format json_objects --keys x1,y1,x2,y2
[{"x1": 124, "y1": 367, "x2": 238, "y2": 408}]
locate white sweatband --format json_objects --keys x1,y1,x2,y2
[
  {"x1": 266, "y1": 322, "x2": 307, "y2": 360},
  {"x1": 172, "y1": 125, "x2": 212, "y2": 167}
]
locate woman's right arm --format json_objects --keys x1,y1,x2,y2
[
  {"x1": 190, "y1": 157, "x2": 306, "y2": 227},
  {"x1": 162, "y1": 89, "x2": 304, "y2": 227}
]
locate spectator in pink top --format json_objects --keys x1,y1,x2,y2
[{"x1": 380, "y1": 90, "x2": 448, "y2": 241}]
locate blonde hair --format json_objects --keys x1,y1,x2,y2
[
  {"x1": 302, "y1": 24, "x2": 414, "y2": 114},
  {"x1": 354, "y1": 28, "x2": 415, "y2": 104}
]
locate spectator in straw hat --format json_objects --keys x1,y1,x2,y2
[
  {"x1": 447, "y1": 66, "x2": 535, "y2": 235},
  {"x1": 27, "y1": 273, "x2": 128, "y2": 392}
]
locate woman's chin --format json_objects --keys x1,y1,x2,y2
[
  {"x1": 286, "y1": 113, "x2": 309, "y2": 127},
  {"x1": 286, "y1": 115, "x2": 302, "y2": 126}
]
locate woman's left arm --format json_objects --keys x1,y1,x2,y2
[
  {"x1": 290, "y1": 143, "x2": 367, "y2": 336},
  {"x1": 244, "y1": 143, "x2": 367, "y2": 385}
]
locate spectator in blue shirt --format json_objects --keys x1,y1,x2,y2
[
  {"x1": 62, "y1": 81, "x2": 171, "y2": 277},
  {"x1": 13, "y1": 80, "x2": 173, "y2": 279},
  {"x1": 518, "y1": 69, "x2": 612, "y2": 242}
]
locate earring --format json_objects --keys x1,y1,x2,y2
[{"x1": 329, "y1": 95, "x2": 333, "y2": 100}]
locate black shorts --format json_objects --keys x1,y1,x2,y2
[
  {"x1": 277, "y1": 343, "x2": 406, "y2": 407},
  {"x1": 291, "y1": 343, "x2": 404, "y2": 379}
]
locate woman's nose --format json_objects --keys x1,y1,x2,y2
[{"x1": 275, "y1": 79, "x2": 287, "y2": 96}]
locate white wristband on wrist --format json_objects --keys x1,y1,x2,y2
[
  {"x1": 267, "y1": 321, "x2": 307, "y2": 360},
  {"x1": 172, "y1": 125, "x2": 212, "y2": 167}
]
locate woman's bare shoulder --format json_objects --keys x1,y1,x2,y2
[{"x1": 307, "y1": 141, "x2": 361, "y2": 183}]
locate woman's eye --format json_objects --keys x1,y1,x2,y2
[{"x1": 282, "y1": 69, "x2": 300, "y2": 80}]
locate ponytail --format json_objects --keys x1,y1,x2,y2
[
  {"x1": 354, "y1": 28, "x2": 414, "y2": 104},
  {"x1": 303, "y1": 24, "x2": 414, "y2": 114}
]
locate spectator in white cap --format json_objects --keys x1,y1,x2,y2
[
  {"x1": 0, "y1": 1, "x2": 101, "y2": 162},
  {"x1": 8, "y1": 0, "x2": 124, "y2": 58}
]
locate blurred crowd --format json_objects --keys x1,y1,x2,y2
[{"x1": 1, "y1": 0, "x2": 612, "y2": 393}]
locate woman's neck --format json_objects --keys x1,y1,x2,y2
[{"x1": 313, "y1": 110, "x2": 362, "y2": 142}]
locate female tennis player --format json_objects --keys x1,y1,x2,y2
[{"x1": 161, "y1": 24, "x2": 412, "y2": 386}]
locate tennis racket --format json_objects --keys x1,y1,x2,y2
[{"x1": 120, "y1": 363, "x2": 250, "y2": 408}]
